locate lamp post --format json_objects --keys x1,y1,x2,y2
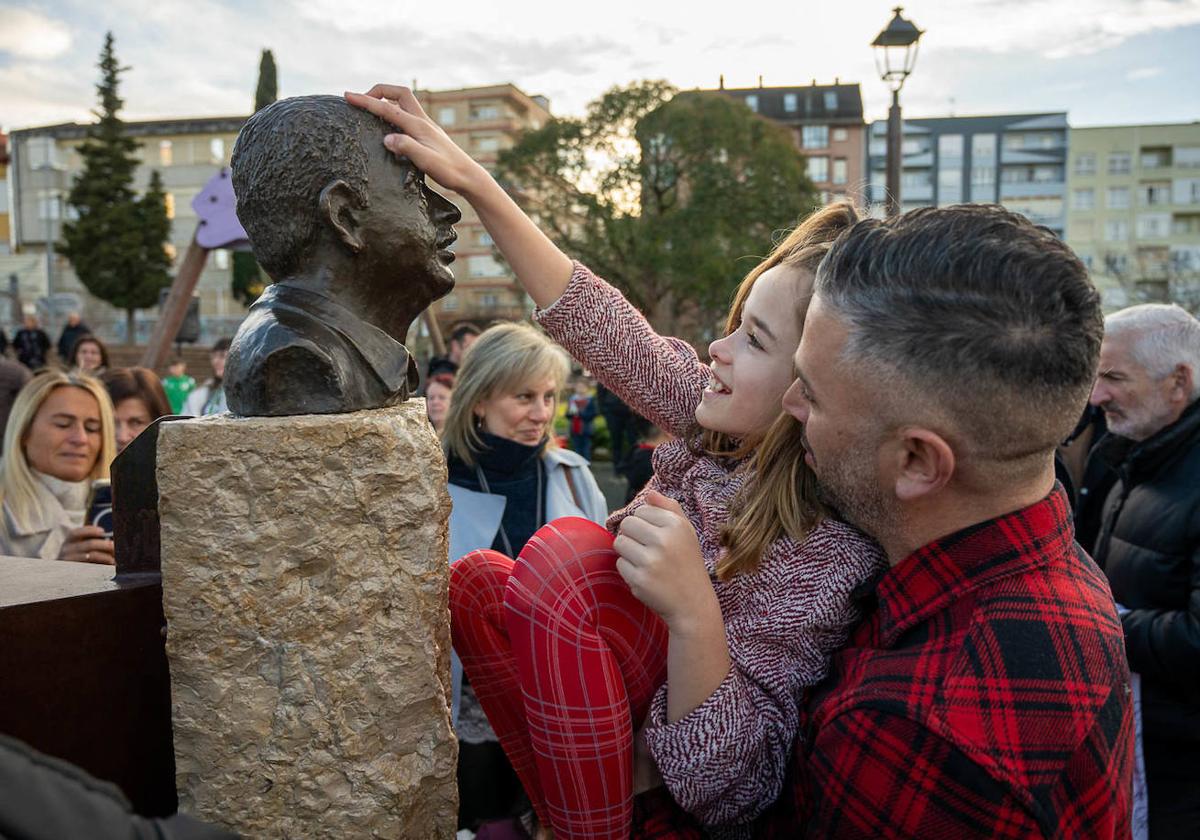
[
  {"x1": 872, "y1": 7, "x2": 923, "y2": 217},
  {"x1": 33, "y1": 161, "x2": 64, "y2": 296}
]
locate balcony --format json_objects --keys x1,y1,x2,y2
[{"x1": 1000, "y1": 181, "x2": 1064, "y2": 200}]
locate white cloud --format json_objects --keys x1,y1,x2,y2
[{"x1": 0, "y1": 6, "x2": 72, "y2": 59}]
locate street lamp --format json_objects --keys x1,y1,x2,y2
[
  {"x1": 872, "y1": 7, "x2": 923, "y2": 217},
  {"x1": 33, "y1": 161, "x2": 64, "y2": 296}
]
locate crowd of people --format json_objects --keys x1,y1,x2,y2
[{"x1": 0, "y1": 318, "x2": 233, "y2": 565}]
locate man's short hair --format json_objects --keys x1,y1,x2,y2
[
  {"x1": 816, "y1": 205, "x2": 1103, "y2": 464},
  {"x1": 449, "y1": 323, "x2": 482, "y2": 345},
  {"x1": 231, "y1": 95, "x2": 399, "y2": 282},
  {"x1": 1104, "y1": 303, "x2": 1200, "y2": 400}
]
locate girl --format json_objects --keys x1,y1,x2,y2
[{"x1": 348, "y1": 86, "x2": 886, "y2": 838}]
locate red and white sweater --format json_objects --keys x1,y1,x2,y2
[{"x1": 535, "y1": 263, "x2": 886, "y2": 828}]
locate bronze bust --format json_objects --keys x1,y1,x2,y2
[{"x1": 224, "y1": 95, "x2": 460, "y2": 416}]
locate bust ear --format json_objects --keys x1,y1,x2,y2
[{"x1": 318, "y1": 180, "x2": 365, "y2": 254}]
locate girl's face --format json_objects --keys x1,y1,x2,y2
[
  {"x1": 114, "y1": 397, "x2": 153, "y2": 452},
  {"x1": 425, "y1": 381, "x2": 452, "y2": 431},
  {"x1": 75, "y1": 341, "x2": 103, "y2": 372},
  {"x1": 23, "y1": 386, "x2": 103, "y2": 482},
  {"x1": 695, "y1": 264, "x2": 808, "y2": 439},
  {"x1": 474, "y1": 375, "x2": 558, "y2": 446}
]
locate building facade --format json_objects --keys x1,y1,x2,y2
[
  {"x1": 416, "y1": 84, "x2": 552, "y2": 330},
  {"x1": 0, "y1": 131, "x2": 10, "y2": 255},
  {"x1": 1066, "y1": 122, "x2": 1200, "y2": 305},
  {"x1": 866, "y1": 112, "x2": 1069, "y2": 235},
  {"x1": 7, "y1": 116, "x2": 247, "y2": 342},
  {"x1": 711, "y1": 81, "x2": 867, "y2": 205}
]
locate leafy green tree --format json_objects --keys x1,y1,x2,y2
[
  {"x1": 61, "y1": 32, "x2": 173, "y2": 342},
  {"x1": 496, "y1": 81, "x2": 819, "y2": 339},
  {"x1": 233, "y1": 48, "x2": 278, "y2": 306}
]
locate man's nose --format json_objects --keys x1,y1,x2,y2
[
  {"x1": 1089, "y1": 380, "x2": 1108, "y2": 406},
  {"x1": 782, "y1": 380, "x2": 809, "y2": 422}
]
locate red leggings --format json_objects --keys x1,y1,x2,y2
[{"x1": 449, "y1": 517, "x2": 670, "y2": 840}]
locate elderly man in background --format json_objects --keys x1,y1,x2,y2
[{"x1": 1084, "y1": 302, "x2": 1200, "y2": 840}]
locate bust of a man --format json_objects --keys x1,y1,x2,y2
[{"x1": 224, "y1": 95, "x2": 460, "y2": 416}]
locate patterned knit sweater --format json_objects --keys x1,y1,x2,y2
[{"x1": 535, "y1": 263, "x2": 887, "y2": 828}]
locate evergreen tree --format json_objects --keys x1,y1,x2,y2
[
  {"x1": 234, "y1": 48, "x2": 278, "y2": 306},
  {"x1": 254, "y1": 49, "x2": 277, "y2": 114},
  {"x1": 61, "y1": 33, "x2": 173, "y2": 342}
]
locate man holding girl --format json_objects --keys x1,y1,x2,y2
[{"x1": 348, "y1": 87, "x2": 1133, "y2": 838}]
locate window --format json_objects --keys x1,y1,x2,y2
[
  {"x1": 475, "y1": 136, "x2": 501, "y2": 152},
  {"x1": 937, "y1": 134, "x2": 964, "y2": 205},
  {"x1": 801, "y1": 125, "x2": 829, "y2": 149},
  {"x1": 209, "y1": 138, "x2": 225, "y2": 164},
  {"x1": 1073, "y1": 153, "x2": 1096, "y2": 176},
  {"x1": 0, "y1": 182, "x2": 7, "y2": 214},
  {"x1": 479, "y1": 292, "x2": 500, "y2": 308},
  {"x1": 1104, "y1": 253, "x2": 1129, "y2": 274},
  {"x1": 36, "y1": 190, "x2": 60, "y2": 221},
  {"x1": 1106, "y1": 187, "x2": 1130, "y2": 209},
  {"x1": 468, "y1": 254, "x2": 503, "y2": 277},
  {"x1": 1140, "y1": 149, "x2": 1169, "y2": 169},
  {"x1": 441, "y1": 294, "x2": 459, "y2": 311},
  {"x1": 1141, "y1": 182, "x2": 1170, "y2": 206},
  {"x1": 823, "y1": 91, "x2": 838, "y2": 111},
  {"x1": 833, "y1": 127, "x2": 848, "y2": 142},
  {"x1": 832, "y1": 158, "x2": 848, "y2": 185},
  {"x1": 970, "y1": 134, "x2": 996, "y2": 201},
  {"x1": 901, "y1": 138, "x2": 924, "y2": 155},
  {"x1": 213, "y1": 249, "x2": 230, "y2": 270},
  {"x1": 806, "y1": 156, "x2": 829, "y2": 183},
  {"x1": 159, "y1": 140, "x2": 173, "y2": 166},
  {"x1": 27, "y1": 136, "x2": 59, "y2": 169},
  {"x1": 1107, "y1": 152, "x2": 1131, "y2": 175},
  {"x1": 744, "y1": 95, "x2": 758, "y2": 112},
  {"x1": 1176, "y1": 147, "x2": 1200, "y2": 168},
  {"x1": 438, "y1": 107, "x2": 456, "y2": 125},
  {"x1": 471, "y1": 105, "x2": 501, "y2": 121},
  {"x1": 1072, "y1": 188, "x2": 1095, "y2": 210},
  {"x1": 1136, "y1": 213, "x2": 1170, "y2": 239},
  {"x1": 479, "y1": 231, "x2": 494, "y2": 246},
  {"x1": 901, "y1": 171, "x2": 931, "y2": 189},
  {"x1": 783, "y1": 93, "x2": 798, "y2": 113},
  {"x1": 1173, "y1": 178, "x2": 1200, "y2": 205},
  {"x1": 164, "y1": 193, "x2": 175, "y2": 219},
  {"x1": 1104, "y1": 220, "x2": 1129, "y2": 241}
]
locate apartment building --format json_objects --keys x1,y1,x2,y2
[
  {"x1": 866, "y1": 112, "x2": 1069, "y2": 235},
  {"x1": 7, "y1": 116, "x2": 247, "y2": 341},
  {"x1": 0, "y1": 131, "x2": 10, "y2": 255},
  {"x1": 416, "y1": 84, "x2": 552, "y2": 329},
  {"x1": 1066, "y1": 122, "x2": 1200, "y2": 304},
  {"x1": 711, "y1": 80, "x2": 867, "y2": 205}
]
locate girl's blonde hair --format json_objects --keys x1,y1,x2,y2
[
  {"x1": 0, "y1": 370, "x2": 117, "y2": 529},
  {"x1": 442, "y1": 322, "x2": 571, "y2": 466},
  {"x1": 709, "y1": 201, "x2": 862, "y2": 579}
]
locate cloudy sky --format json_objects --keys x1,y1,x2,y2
[{"x1": 1, "y1": 0, "x2": 1198, "y2": 132}]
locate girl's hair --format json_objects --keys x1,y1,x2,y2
[
  {"x1": 101, "y1": 367, "x2": 172, "y2": 419},
  {"x1": 442, "y1": 322, "x2": 571, "y2": 466},
  {"x1": 711, "y1": 201, "x2": 861, "y2": 579},
  {"x1": 0, "y1": 370, "x2": 117, "y2": 529},
  {"x1": 69, "y1": 334, "x2": 110, "y2": 369}
]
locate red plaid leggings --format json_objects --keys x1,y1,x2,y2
[{"x1": 450, "y1": 516, "x2": 671, "y2": 839}]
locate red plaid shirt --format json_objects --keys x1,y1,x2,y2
[{"x1": 751, "y1": 486, "x2": 1135, "y2": 839}]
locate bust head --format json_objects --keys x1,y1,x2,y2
[{"x1": 231, "y1": 94, "x2": 460, "y2": 330}]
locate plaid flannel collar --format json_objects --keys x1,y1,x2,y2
[{"x1": 872, "y1": 484, "x2": 1075, "y2": 646}]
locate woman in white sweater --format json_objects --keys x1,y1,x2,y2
[{"x1": 0, "y1": 370, "x2": 117, "y2": 564}]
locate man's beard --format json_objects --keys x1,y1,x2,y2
[{"x1": 813, "y1": 448, "x2": 893, "y2": 540}]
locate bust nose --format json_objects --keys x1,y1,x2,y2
[{"x1": 427, "y1": 186, "x2": 462, "y2": 226}]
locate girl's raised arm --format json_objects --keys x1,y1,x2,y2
[{"x1": 346, "y1": 86, "x2": 572, "y2": 308}]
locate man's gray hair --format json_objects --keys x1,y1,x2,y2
[
  {"x1": 815, "y1": 205, "x2": 1103, "y2": 463},
  {"x1": 1105, "y1": 303, "x2": 1200, "y2": 400}
]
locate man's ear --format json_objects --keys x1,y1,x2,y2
[
  {"x1": 1169, "y1": 363, "x2": 1194, "y2": 406},
  {"x1": 892, "y1": 427, "x2": 955, "y2": 502},
  {"x1": 318, "y1": 180, "x2": 365, "y2": 254}
]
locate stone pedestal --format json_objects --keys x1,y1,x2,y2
[{"x1": 158, "y1": 403, "x2": 456, "y2": 838}]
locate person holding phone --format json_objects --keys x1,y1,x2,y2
[{"x1": 0, "y1": 370, "x2": 117, "y2": 564}]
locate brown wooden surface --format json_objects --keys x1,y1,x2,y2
[
  {"x1": 0, "y1": 557, "x2": 177, "y2": 816},
  {"x1": 141, "y1": 232, "x2": 209, "y2": 371}
]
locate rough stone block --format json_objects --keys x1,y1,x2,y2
[{"x1": 158, "y1": 402, "x2": 456, "y2": 837}]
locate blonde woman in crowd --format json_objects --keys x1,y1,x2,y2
[{"x1": 0, "y1": 370, "x2": 117, "y2": 564}]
